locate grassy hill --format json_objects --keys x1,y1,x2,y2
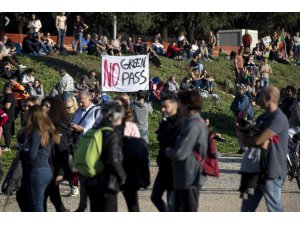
[{"x1": 1, "y1": 54, "x2": 300, "y2": 164}]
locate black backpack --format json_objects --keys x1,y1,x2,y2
[{"x1": 1, "y1": 157, "x2": 23, "y2": 195}]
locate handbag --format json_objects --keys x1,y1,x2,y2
[{"x1": 1, "y1": 157, "x2": 23, "y2": 195}]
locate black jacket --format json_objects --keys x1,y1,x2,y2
[
  {"x1": 51, "y1": 123, "x2": 73, "y2": 179},
  {"x1": 88, "y1": 122, "x2": 126, "y2": 193},
  {"x1": 280, "y1": 96, "x2": 298, "y2": 119},
  {"x1": 156, "y1": 112, "x2": 182, "y2": 188}
]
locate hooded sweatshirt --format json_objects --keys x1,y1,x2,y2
[{"x1": 130, "y1": 101, "x2": 153, "y2": 131}]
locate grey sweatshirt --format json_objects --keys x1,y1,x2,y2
[
  {"x1": 130, "y1": 101, "x2": 153, "y2": 130},
  {"x1": 166, "y1": 113, "x2": 208, "y2": 189}
]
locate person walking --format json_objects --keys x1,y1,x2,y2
[
  {"x1": 42, "y1": 97, "x2": 72, "y2": 212},
  {"x1": 71, "y1": 90, "x2": 100, "y2": 211},
  {"x1": 20, "y1": 106, "x2": 61, "y2": 211},
  {"x1": 85, "y1": 101, "x2": 126, "y2": 211},
  {"x1": 241, "y1": 86, "x2": 289, "y2": 212},
  {"x1": 151, "y1": 93, "x2": 182, "y2": 212},
  {"x1": 1, "y1": 83, "x2": 15, "y2": 151},
  {"x1": 166, "y1": 90, "x2": 208, "y2": 212}
]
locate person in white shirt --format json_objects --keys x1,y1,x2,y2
[
  {"x1": 27, "y1": 13, "x2": 42, "y2": 40},
  {"x1": 21, "y1": 68, "x2": 35, "y2": 85},
  {"x1": 111, "y1": 34, "x2": 122, "y2": 56},
  {"x1": 190, "y1": 40, "x2": 199, "y2": 58},
  {"x1": 58, "y1": 68, "x2": 74, "y2": 94},
  {"x1": 293, "y1": 32, "x2": 300, "y2": 64},
  {"x1": 70, "y1": 90, "x2": 101, "y2": 211},
  {"x1": 167, "y1": 76, "x2": 179, "y2": 93},
  {"x1": 152, "y1": 39, "x2": 164, "y2": 55}
]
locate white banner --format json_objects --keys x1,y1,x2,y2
[
  {"x1": 101, "y1": 55, "x2": 149, "y2": 92},
  {"x1": 262, "y1": 36, "x2": 271, "y2": 47}
]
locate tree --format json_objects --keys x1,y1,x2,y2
[{"x1": 13, "y1": 12, "x2": 29, "y2": 34}]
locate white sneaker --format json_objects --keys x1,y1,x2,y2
[
  {"x1": 69, "y1": 186, "x2": 79, "y2": 197},
  {"x1": 18, "y1": 64, "x2": 27, "y2": 69}
]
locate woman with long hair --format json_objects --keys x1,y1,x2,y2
[
  {"x1": 42, "y1": 96, "x2": 72, "y2": 212},
  {"x1": 15, "y1": 96, "x2": 40, "y2": 212},
  {"x1": 21, "y1": 105, "x2": 60, "y2": 211},
  {"x1": 114, "y1": 97, "x2": 142, "y2": 212},
  {"x1": 27, "y1": 13, "x2": 42, "y2": 40}
]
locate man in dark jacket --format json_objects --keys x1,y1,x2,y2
[
  {"x1": 166, "y1": 90, "x2": 208, "y2": 212},
  {"x1": 151, "y1": 93, "x2": 182, "y2": 212}
]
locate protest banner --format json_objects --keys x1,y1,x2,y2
[
  {"x1": 261, "y1": 36, "x2": 271, "y2": 47},
  {"x1": 101, "y1": 55, "x2": 149, "y2": 92}
]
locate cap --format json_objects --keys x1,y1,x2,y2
[
  {"x1": 237, "y1": 84, "x2": 246, "y2": 91},
  {"x1": 62, "y1": 91, "x2": 73, "y2": 100}
]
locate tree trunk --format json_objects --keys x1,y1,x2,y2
[
  {"x1": 162, "y1": 23, "x2": 168, "y2": 43},
  {"x1": 188, "y1": 23, "x2": 195, "y2": 43},
  {"x1": 17, "y1": 21, "x2": 23, "y2": 34},
  {"x1": 97, "y1": 23, "x2": 103, "y2": 36}
]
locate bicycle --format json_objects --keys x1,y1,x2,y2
[{"x1": 287, "y1": 132, "x2": 300, "y2": 189}]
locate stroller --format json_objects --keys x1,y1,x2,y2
[{"x1": 287, "y1": 130, "x2": 300, "y2": 189}]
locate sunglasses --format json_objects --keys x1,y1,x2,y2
[
  {"x1": 66, "y1": 105, "x2": 73, "y2": 109},
  {"x1": 43, "y1": 104, "x2": 51, "y2": 108}
]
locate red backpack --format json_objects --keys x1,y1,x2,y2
[{"x1": 193, "y1": 119, "x2": 220, "y2": 177}]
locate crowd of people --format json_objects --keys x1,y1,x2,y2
[{"x1": 0, "y1": 13, "x2": 300, "y2": 212}]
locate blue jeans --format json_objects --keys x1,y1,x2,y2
[
  {"x1": 139, "y1": 128, "x2": 149, "y2": 144},
  {"x1": 38, "y1": 42, "x2": 49, "y2": 54},
  {"x1": 72, "y1": 33, "x2": 83, "y2": 52},
  {"x1": 241, "y1": 178, "x2": 285, "y2": 212},
  {"x1": 191, "y1": 79, "x2": 202, "y2": 89},
  {"x1": 293, "y1": 45, "x2": 300, "y2": 60},
  {"x1": 189, "y1": 50, "x2": 196, "y2": 58},
  {"x1": 57, "y1": 29, "x2": 66, "y2": 49},
  {"x1": 199, "y1": 79, "x2": 212, "y2": 91},
  {"x1": 153, "y1": 46, "x2": 164, "y2": 55},
  {"x1": 28, "y1": 167, "x2": 52, "y2": 212},
  {"x1": 260, "y1": 76, "x2": 269, "y2": 87}
]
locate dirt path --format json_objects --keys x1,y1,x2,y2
[{"x1": 1, "y1": 156, "x2": 299, "y2": 212}]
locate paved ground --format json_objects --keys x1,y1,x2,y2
[{"x1": 1, "y1": 156, "x2": 299, "y2": 212}]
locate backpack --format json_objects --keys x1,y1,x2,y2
[
  {"x1": 1, "y1": 157, "x2": 23, "y2": 195},
  {"x1": 74, "y1": 127, "x2": 113, "y2": 177},
  {"x1": 193, "y1": 119, "x2": 220, "y2": 177}
]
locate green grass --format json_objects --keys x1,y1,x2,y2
[{"x1": 1, "y1": 54, "x2": 300, "y2": 168}]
